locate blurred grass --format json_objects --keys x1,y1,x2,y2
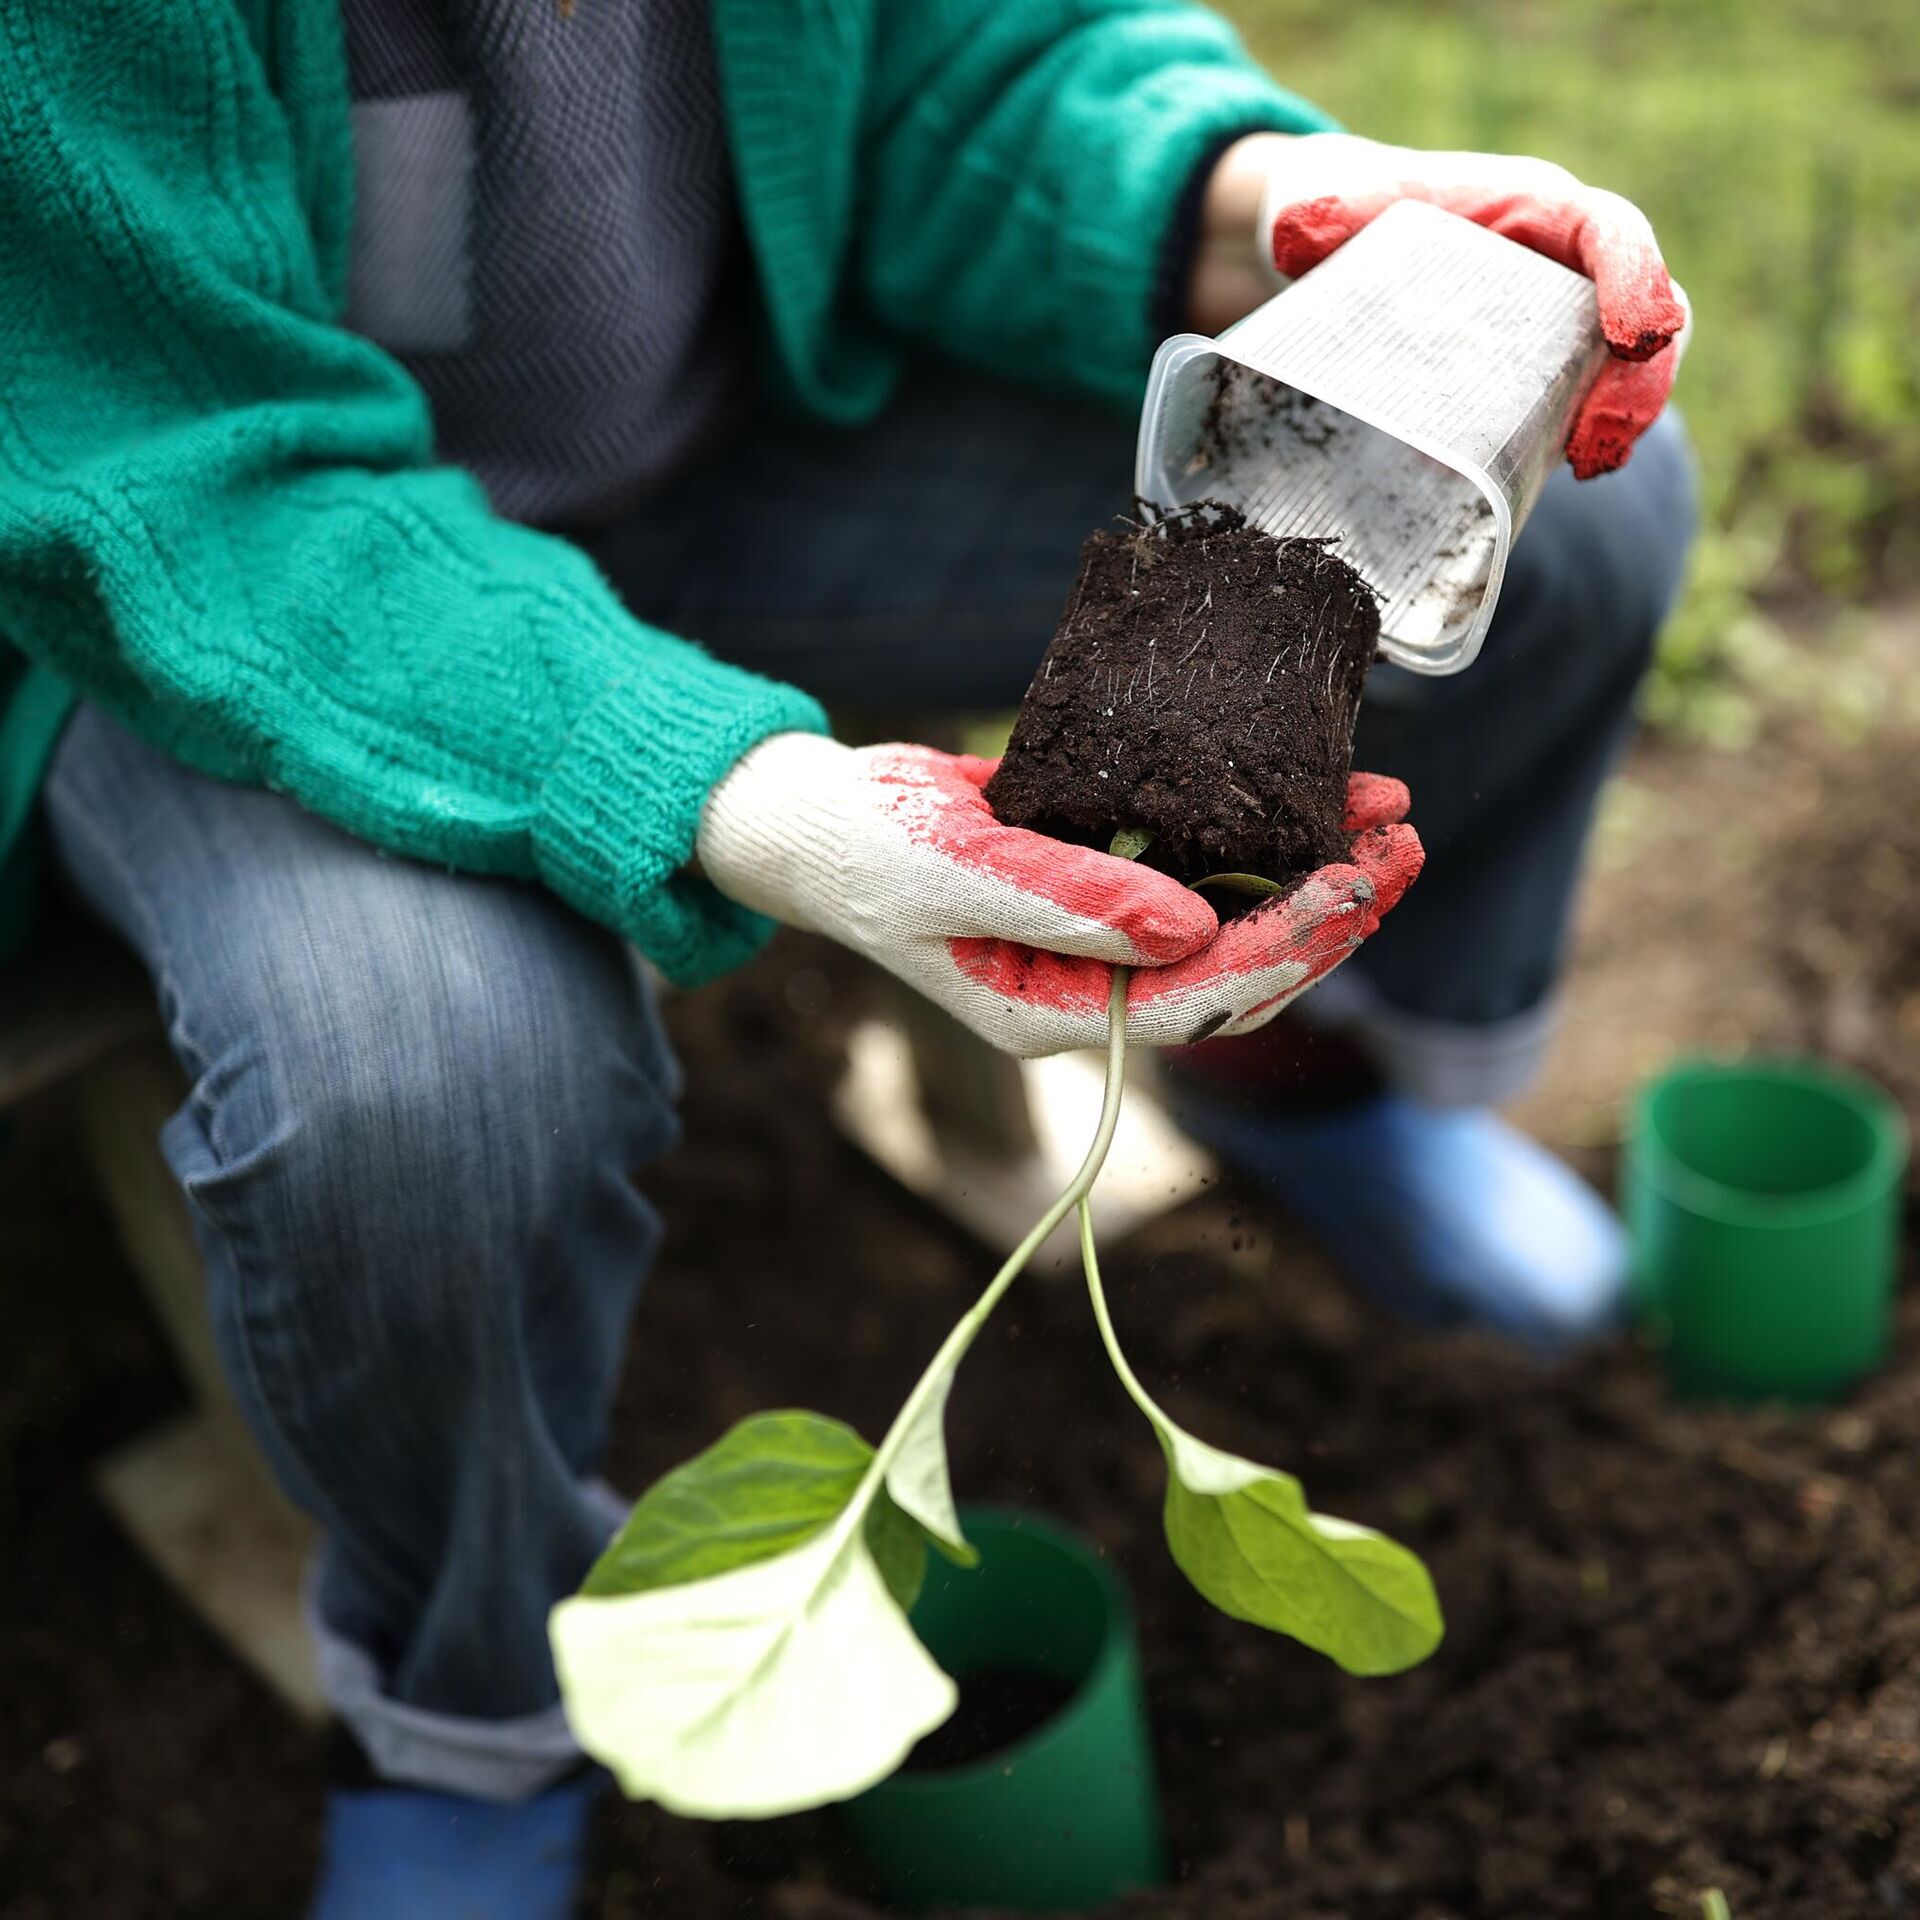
[{"x1": 1228, "y1": 0, "x2": 1920, "y2": 742}]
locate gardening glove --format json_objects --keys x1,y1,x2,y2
[
  {"x1": 695, "y1": 734, "x2": 1421, "y2": 1058},
  {"x1": 1255, "y1": 132, "x2": 1690, "y2": 479}
]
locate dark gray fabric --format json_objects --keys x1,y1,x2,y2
[
  {"x1": 339, "y1": 0, "x2": 751, "y2": 527},
  {"x1": 346, "y1": 93, "x2": 476, "y2": 353},
  {"x1": 341, "y1": 0, "x2": 458, "y2": 95}
]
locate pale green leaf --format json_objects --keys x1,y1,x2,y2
[
  {"x1": 883, "y1": 1368, "x2": 978, "y2": 1567},
  {"x1": 1078, "y1": 1202, "x2": 1441, "y2": 1678},
  {"x1": 555, "y1": 1383, "x2": 988, "y2": 1818},
  {"x1": 863, "y1": 1480, "x2": 931, "y2": 1613},
  {"x1": 552, "y1": 1519, "x2": 956, "y2": 1817},
  {"x1": 1156, "y1": 1424, "x2": 1442, "y2": 1676},
  {"x1": 1107, "y1": 826, "x2": 1156, "y2": 861},
  {"x1": 581, "y1": 1410, "x2": 927, "y2": 1615}
]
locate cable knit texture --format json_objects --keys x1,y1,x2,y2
[{"x1": 0, "y1": 0, "x2": 1331, "y2": 970}]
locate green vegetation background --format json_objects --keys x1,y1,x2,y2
[{"x1": 1228, "y1": 0, "x2": 1920, "y2": 741}]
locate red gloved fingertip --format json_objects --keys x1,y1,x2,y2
[
  {"x1": 1132, "y1": 824, "x2": 1422, "y2": 1013},
  {"x1": 1566, "y1": 350, "x2": 1678, "y2": 480},
  {"x1": 1101, "y1": 868, "x2": 1219, "y2": 964},
  {"x1": 1598, "y1": 273, "x2": 1687, "y2": 364},
  {"x1": 1568, "y1": 433, "x2": 1632, "y2": 482},
  {"x1": 1127, "y1": 879, "x2": 1350, "y2": 1008},
  {"x1": 1344, "y1": 820, "x2": 1425, "y2": 921},
  {"x1": 1269, "y1": 193, "x2": 1383, "y2": 279},
  {"x1": 1343, "y1": 771, "x2": 1410, "y2": 832},
  {"x1": 976, "y1": 832, "x2": 1219, "y2": 964},
  {"x1": 949, "y1": 753, "x2": 1000, "y2": 790}
]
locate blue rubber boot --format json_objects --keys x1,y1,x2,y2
[
  {"x1": 309, "y1": 1771, "x2": 602, "y2": 1920},
  {"x1": 1166, "y1": 1080, "x2": 1628, "y2": 1355}
]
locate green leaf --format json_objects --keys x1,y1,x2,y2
[
  {"x1": 580, "y1": 1410, "x2": 928, "y2": 1614},
  {"x1": 1077, "y1": 1203, "x2": 1442, "y2": 1677},
  {"x1": 1189, "y1": 871, "x2": 1288, "y2": 898},
  {"x1": 1107, "y1": 826, "x2": 1156, "y2": 861},
  {"x1": 864, "y1": 1480, "x2": 933, "y2": 1612},
  {"x1": 553, "y1": 1507, "x2": 956, "y2": 1817},
  {"x1": 1155, "y1": 1424, "x2": 1443, "y2": 1675},
  {"x1": 554, "y1": 1343, "x2": 997, "y2": 1816},
  {"x1": 883, "y1": 1368, "x2": 978, "y2": 1569}
]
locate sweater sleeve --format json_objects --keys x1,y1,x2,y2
[
  {"x1": 0, "y1": 0, "x2": 825, "y2": 986},
  {"x1": 857, "y1": 0, "x2": 1338, "y2": 407}
]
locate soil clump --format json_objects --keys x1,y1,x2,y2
[{"x1": 984, "y1": 504, "x2": 1379, "y2": 888}]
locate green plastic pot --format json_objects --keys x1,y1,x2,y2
[
  {"x1": 840, "y1": 1508, "x2": 1163, "y2": 1912},
  {"x1": 1624, "y1": 1057, "x2": 1909, "y2": 1402}
]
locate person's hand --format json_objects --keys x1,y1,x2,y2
[
  {"x1": 695, "y1": 734, "x2": 1422, "y2": 1057},
  {"x1": 1195, "y1": 132, "x2": 1688, "y2": 479}
]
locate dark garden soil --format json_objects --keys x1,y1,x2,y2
[
  {"x1": 1513, "y1": 695, "x2": 1920, "y2": 1155},
  {"x1": 6, "y1": 893, "x2": 1920, "y2": 1920},
  {"x1": 984, "y1": 507, "x2": 1379, "y2": 887},
  {"x1": 900, "y1": 1670, "x2": 1080, "y2": 1775}
]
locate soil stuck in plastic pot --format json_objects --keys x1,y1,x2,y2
[
  {"x1": 841, "y1": 1510, "x2": 1162, "y2": 1912},
  {"x1": 984, "y1": 503, "x2": 1379, "y2": 890},
  {"x1": 900, "y1": 1668, "x2": 1078, "y2": 1773}
]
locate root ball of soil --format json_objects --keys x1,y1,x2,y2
[{"x1": 985, "y1": 504, "x2": 1379, "y2": 887}]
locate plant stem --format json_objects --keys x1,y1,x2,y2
[
  {"x1": 848, "y1": 968, "x2": 1134, "y2": 1521},
  {"x1": 1076, "y1": 971, "x2": 1181, "y2": 1436},
  {"x1": 1078, "y1": 1191, "x2": 1167, "y2": 1433}
]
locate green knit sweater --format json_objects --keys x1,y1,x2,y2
[{"x1": 0, "y1": 0, "x2": 1330, "y2": 978}]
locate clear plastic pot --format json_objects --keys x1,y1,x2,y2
[{"x1": 1136, "y1": 199, "x2": 1609, "y2": 676}]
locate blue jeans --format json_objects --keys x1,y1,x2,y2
[{"x1": 44, "y1": 365, "x2": 1693, "y2": 1798}]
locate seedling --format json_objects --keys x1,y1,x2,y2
[
  {"x1": 550, "y1": 511, "x2": 1437, "y2": 1819},
  {"x1": 551, "y1": 859, "x2": 1441, "y2": 1820}
]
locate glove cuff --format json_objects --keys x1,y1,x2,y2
[{"x1": 694, "y1": 732, "x2": 857, "y2": 931}]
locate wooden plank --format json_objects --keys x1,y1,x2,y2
[
  {"x1": 94, "y1": 1411, "x2": 323, "y2": 1721},
  {"x1": 74, "y1": 1039, "x2": 240, "y2": 1420},
  {"x1": 73, "y1": 1037, "x2": 323, "y2": 1719}
]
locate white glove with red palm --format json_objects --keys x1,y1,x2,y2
[
  {"x1": 1255, "y1": 132, "x2": 1690, "y2": 479},
  {"x1": 695, "y1": 733, "x2": 1421, "y2": 1057}
]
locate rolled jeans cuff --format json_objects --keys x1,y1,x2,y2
[
  {"x1": 307, "y1": 1481, "x2": 629, "y2": 1804},
  {"x1": 1299, "y1": 968, "x2": 1559, "y2": 1108}
]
